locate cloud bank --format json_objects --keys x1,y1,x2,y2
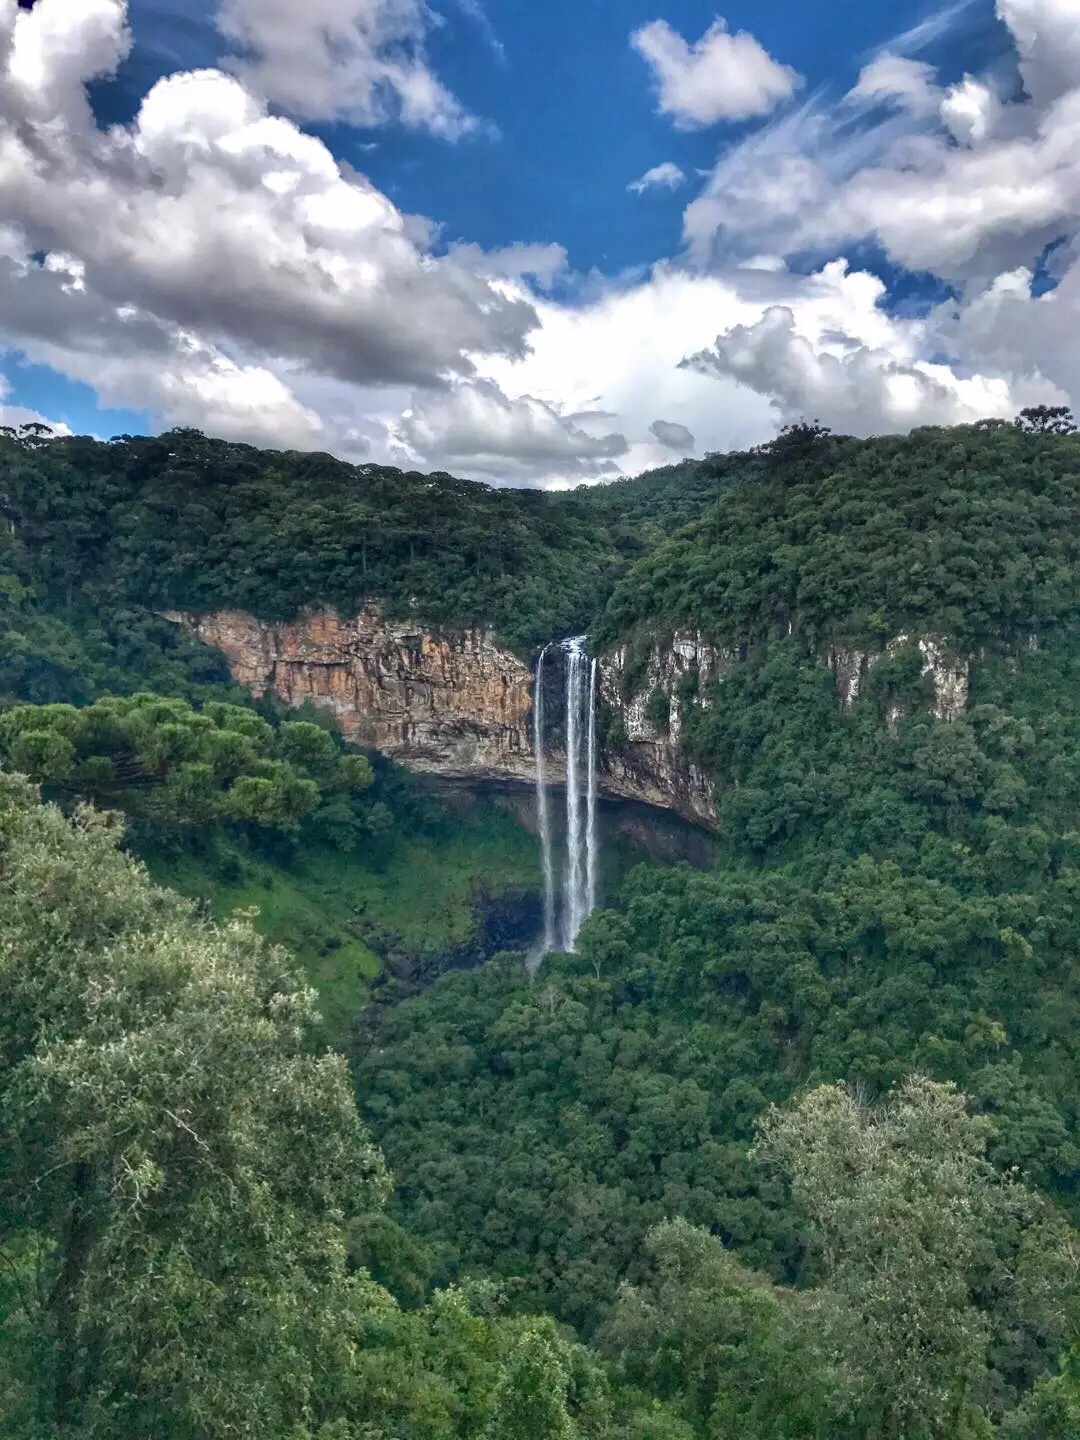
[{"x1": 0, "y1": 0, "x2": 1076, "y2": 485}]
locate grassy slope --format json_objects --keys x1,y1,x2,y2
[{"x1": 150, "y1": 794, "x2": 541, "y2": 1041}]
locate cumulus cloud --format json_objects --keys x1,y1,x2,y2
[
  {"x1": 393, "y1": 379, "x2": 627, "y2": 482},
  {"x1": 445, "y1": 241, "x2": 569, "y2": 290},
  {"x1": 931, "y1": 260, "x2": 1080, "y2": 407},
  {"x1": 649, "y1": 418, "x2": 695, "y2": 451},
  {"x1": 939, "y1": 75, "x2": 1001, "y2": 145},
  {"x1": 846, "y1": 55, "x2": 941, "y2": 116},
  {"x1": 471, "y1": 256, "x2": 1038, "y2": 481},
  {"x1": 217, "y1": 0, "x2": 477, "y2": 136},
  {"x1": 0, "y1": 0, "x2": 1075, "y2": 483},
  {"x1": 680, "y1": 303, "x2": 1017, "y2": 435},
  {"x1": 997, "y1": 0, "x2": 1080, "y2": 106},
  {"x1": 631, "y1": 17, "x2": 800, "y2": 128},
  {"x1": 0, "y1": 0, "x2": 538, "y2": 455},
  {"x1": 628, "y1": 161, "x2": 687, "y2": 194},
  {"x1": 684, "y1": 0, "x2": 1080, "y2": 282}
]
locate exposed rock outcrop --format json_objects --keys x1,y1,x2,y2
[
  {"x1": 166, "y1": 606, "x2": 722, "y2": 825},
  {"x1": 164, "y1": 607, "x2": 537, "y2": 784},
  {"x1": 827, "y1": 634, "x2": 969, "y2": 722},
  {"x1": 598, "y1": 633, "x2": 728, "y2": 829},
  {"x1": 165, "y1": 607, "x2": 973, "y2": 834}
]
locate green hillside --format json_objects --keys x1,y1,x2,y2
[{"x1": 1, "y1": 419, "x2": 1078, "y2": 1438}]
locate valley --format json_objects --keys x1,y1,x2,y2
[{"x1": 1, "y1": 417, "x2": 1078, "y2": 1438}]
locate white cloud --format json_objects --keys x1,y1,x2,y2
[
  {"x1": 0, "y1": 0, "x2": 1076, "y2": 485},
  {"x1": 931, "y1": 259, "x2": 1080, "y2": 407},
  {"x1": 392, "y1": 379, "x2": 627, "y2": 482},
  {"x1": 628, "y1": 161, "x2": 687, "y2": 194},
  {"x1": 469, "y1": 256, "x2": 1042, "y2": 481},
  {"x1": 997, "y1": 0, "x2": 1080, "y2": 106},
  {"x1": 680, "y1": 96, "x2": 914, "y2": 265},
  {"x1": 684, "y1": 0, "x2": 1080, "y2": 282},
  {"x1": 885, "y1": 0, "x2": 978, "y2": 57},
  {"x1": 846, "y1": 55, "x2": 941, "y2": 116},
  {"x1": 217, "y1": 0, "x2": 477, "y2": 136},
  {"x1": 446, "y1": 241, "x2": 569, "y2": 291},
  {"x1": 0, "y1": 0, "x2": 537, "y2": 424},
  {"x1": 631, "y1": 17, "x2": 800, "y2": 129},
  {"x1": 2, "y1": 0, "x2": 128, "y2": 118},
  {"x1": 940, "y1": 75, "x2": 1001, "y2": 145},
  {"x1": 680, "y1": 301, "x2": 1018, "y2": 435}
]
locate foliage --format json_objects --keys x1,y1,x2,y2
[
  {"x1": 1014, "y1": 405, "x2": 1077, "y2": 436},
  {"x1": 0, "y1": 692, "x2": 375, "y2": 837},
  {"x1": 353, "y1": 840, "x2": 1079, "y2": 1330},
  {"x1": 0, "y1": 773, "x2": 388, "y2": 1437},
  {"x1": 4, "y1": 418, "x2": 1080, "y2": 1438},
  {"x1": 603, "y1": 1080, "x2": 1076, "y2": 1440},
  {"x1": 753, "y1": 1077, "x2": 1075, "y2": 1436},
  {"x1": 0, "y1": 428, "x2": 734, "y2": 661},
  {"x1": 151, "y1": 789, "x2": 542, "y2": 1041},
  {"x1": 594, "y1": 423, "x2": 1079, "y2": 652},
  {"x1": 0, "y1": 779, "x2": 634, "y2": 1440}
]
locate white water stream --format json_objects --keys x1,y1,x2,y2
[
  {"x1": 532, "y1": 636, "x2": 598, "y2": 962},
  {"x1": 533, "y1": 643, "x2": 557, "y2": 953}
]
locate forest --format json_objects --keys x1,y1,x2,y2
[{"x1": 0, "y1": 418, "x2": 1078, "y2": 1437}]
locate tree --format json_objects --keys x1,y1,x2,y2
[
  {"x1": 754, "y1": 1077, "x2": 1075, "y2": 1438},
  {"x1": 602, "y1": 1218, "x2": 842, "y2": 1439},
  {"x1": 483, "y1": 1320, "x2": 582, "y2": 1440},
  {"x1": 0, "y1": 774, "x2": 391, "y2": 1438},
  {"x1": 0, "y1": 693, "x2": 378, "y2": 841},
  {"x1": 1014, "y1": 405, "x2": 1076, "y2": 435},
  {"x1": 998, "y1": 1347, "x2": 1080, "y2": 1438}
]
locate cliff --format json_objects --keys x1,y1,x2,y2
[
  {"x1": 165, "y1": 607, "x2": 723, "y2": 827},
  {"x1": 163, "y1": 608, "x2": 538, "y2": 785},
  {"x1": 165, "y1": 608, "x2": 972, "y2": 833},
  {"x1": 598, "y1": 632, "x2": 725, "y2": 829}
]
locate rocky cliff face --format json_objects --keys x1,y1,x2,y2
[
  {"x1": 164, "y1": 608, "x2": 538, "y2": 784},
  {"x1": 166, "y1": 608, "x2": 973, "y2": 833},
  {"x1": 827, "y1": 634, "x2": 969, "y2": 721},
  {"x1": 166, "y1": 607, "x2": 730, "y2": 827},
  {"x1": 598, "y1": 632, "x2": 727, "y2": 829}
]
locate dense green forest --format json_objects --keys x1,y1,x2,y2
[
  {"x1": 1, "y1": 418, "x2": 1079, "y2": 1436},
  {"x1": 0, "y1": 428, "x2": 734, "y2": 670}
]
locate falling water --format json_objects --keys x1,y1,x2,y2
[
  {"x1": 586, "y1": 658, "x2": 598, "y2": 917},
  {"x1": 563, "y1": 637, "x2": 586, "y2": 950},
  {"x1": 533, "y1": 644, "x2": 556, "y2": 953},
  {"x1": 532, "y1": 635, "x2": 600, "y2": 961}
]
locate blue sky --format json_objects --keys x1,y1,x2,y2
[
  {"x1": 103, "y1": 0, "x2": 1006, "y2": 272},
  {"x1": 1, "y1": 0, "x2": 1077, "y2": 482}
]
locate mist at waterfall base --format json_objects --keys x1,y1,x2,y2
[{"x1": 529, "y1": 637, "x2": 599, "y2": 969}]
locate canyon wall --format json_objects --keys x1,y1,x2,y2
[
  {"x1": 165, "y1": 608, "x2": 537, "y2": 784},
  {"x1": 598, "y1": 631, "x2": 726, "y2": 829},
  {"x1": 166, "y1": 607, "x2": 723, "y2": 827},
  {"x1": 167, "y1": 608, "x2": 971, "y2": 833}
]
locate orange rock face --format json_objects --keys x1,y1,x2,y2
[
  {"x1": 165, "y1": 607, "x2": 538, "y2": 783},
  {"x1": 164, "y1": 606, "x2": 721, "y2": 829}
]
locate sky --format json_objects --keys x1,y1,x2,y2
[{"x1": 1, "y1": 0, "x2": 1078, "y2": 485}]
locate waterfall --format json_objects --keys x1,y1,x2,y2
[
  {"x1": 533, "y1": 644, "x2": 556, "y2": 953},
  {"x1": 563, "y1": 637, "x2": 586, "y2": 950},
  {"x1": 586, "y1": 657, "x2": 598, "y2": 917},
  {"x1": 532, "y1": 635, "x2": 600, "y2": 961}
]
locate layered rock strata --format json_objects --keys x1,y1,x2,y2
[
  {"x1": 166, "y1": 608, "x2": 972, "y2": 832},
  {"x1": 164, "y1": 608, "x2": 537, "y2": 784}
]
